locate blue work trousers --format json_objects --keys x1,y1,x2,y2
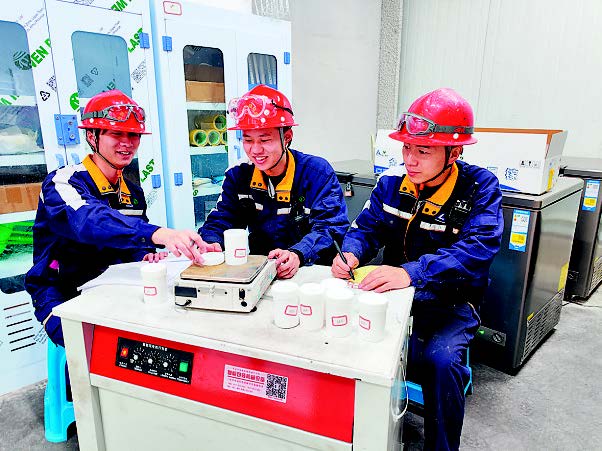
[{"x1": 407, "y1": 302, "x2": 480, "y2": 451}]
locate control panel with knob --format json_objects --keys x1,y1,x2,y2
[{"x1": 115, "y1": 337, "x2": 193, "y2": 384}]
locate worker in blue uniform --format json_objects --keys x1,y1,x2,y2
[
  {"x1": 199, "y1": 85, "x2": 349, "y2": 279},
  {"x1": 332, "y1": 88, "x2": 504, "y2": 450},
  {"x1": 25, "y1": 90, "x2": 208, "y2": 347}
]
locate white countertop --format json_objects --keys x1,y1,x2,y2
[{"x1": 54, "y1": 265, "x2": 413, "y2": 386}]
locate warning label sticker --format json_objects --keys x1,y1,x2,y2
[
  {"x1": 582, "y1": 179, "x2": 600, "y2": 211},
  {"x1": 223, "y1": 365, "x2": 288, "y2": 403},
  {"x1": 509, "y1": 209, "x2": 530, "y2": 252}
]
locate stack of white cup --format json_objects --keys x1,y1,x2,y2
[
  {"x1": 269, "y1": 276, "x2": 390, "y2": 342},
  {"x1": 298, "y1": 283, "x2": 325, "y2": 331},
  {"x1": 271, "y1": 281, "x2": 299, "y2": 328},
  {"x1": 140, "y1": 263, "x2": 168, "y2": 304},
  {"x1": 324, "y1": 286, "x2": 354, "y2": 338},
  {"x1": 224, "y1": 229, "x2": 248, "y2": 265},
  {"x1": 357, "y1": 292, "x2": 389, "y2": 342}
]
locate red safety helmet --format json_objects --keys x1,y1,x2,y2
[
  {"x1": 78, "y1": 90, "x2": 150, "y2": 134},
  {"x1": 389, "y1": 88, "x2": 476, "y2": 146},
  {"x1": 227, "y1": 85, "x2": 298, "y2": 130}
]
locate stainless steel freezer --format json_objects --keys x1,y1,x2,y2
[
  {"x1": 560, "y1": 157, "x2": 602, "y2": 300},
  {"x1": 474, "y1": 177, "x2": 583, "y2": 373}
]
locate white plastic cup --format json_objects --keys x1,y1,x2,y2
[
  {"x1": 298, "y1": 283, "x2": 325, "y2": 331},
  {"x1": 325, "y1": 287, "x2": 354, "y2": 338},
  {"x1": 201, "y1": 251, "x2": 225, "y2": 266},
  {"x1": 224, "y1": 229, "x2": 248, "y2": 265},
  {"x1": 140, "y1": 263, "x2": 168, "y2": 304},
  {"x1": 271, "y1": 281, "x2": 300, "y2": 329},
  {"x1": 322, "y1": 277, "x2": 360, "y2": 315},
  {"x1": 357, "y1": 292, "x2": 389, "y2": 342}
]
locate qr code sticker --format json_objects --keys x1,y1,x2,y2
[
  {"x1": 505, "y1": 168, "x2": 519, "y2": 181},
  {"x1": 46, "y1": 75, "x2": 57, "y2": 92},
  {"x1": 266, "y1": 373, "x2": 288, "y2": 402},
  {"x1": 131, "y1": 60, "x2": 147, "y2": 84}
]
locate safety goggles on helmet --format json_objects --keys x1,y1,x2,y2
[
  {"x1": 227, "y1": 94, "x2": 293, "y2": 121},
  {"x1": 397, "y1": 112, "x2": 473, "y2": 136},
  {"x1": 81, "y1": 104, "x2": 146, "y2": 123}
]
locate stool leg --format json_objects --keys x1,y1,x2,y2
[
  {"x1": 44, "y1": 341, "x2": 66, "y2": 442},
  {"x1": 464, "y1": 348, "x2": 473, "y2": 395},
  {"x1": 44, "y1": 341, "x2": 74, "y2": 442},
  {"x1": 59, "y1": 349, "x2": 75, "y2": 437}
]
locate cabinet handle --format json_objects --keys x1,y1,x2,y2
[{"x1": 55, "y1": 153, "x2": 65, "y2": 168}]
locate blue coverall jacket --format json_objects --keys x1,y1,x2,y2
[
  {"x1": 342, "y1": 160, "x2": 504, "y2": 306},
  {"x1": 25, "y1": 155, "x2": 159, "y2": 346},
  {"x1": 200, "y1": 148, "x2": 349, "y2": 265},
  {"x1": 342, "y1": 160, "x2": 503, "y2": 450}
]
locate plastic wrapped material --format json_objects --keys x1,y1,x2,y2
[
  {"x1": 0, "y1": 125, "x2": 41, "y2": 155},
  {"x1": 193, "y1": 114, "x2": 227, "y2": 131},
  {"x1": 0, "y1": 221, "x2": 33, "y2": 256}
]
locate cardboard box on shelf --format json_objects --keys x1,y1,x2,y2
[
  {"x1": 373, "y1": 129, "x2": 404, "y2": 174},
  {"x1": 185, "y1": 81, "x2": 225, "y2": 103},
  {"x1": 461, "y1": 128, "x2": 567, "y2": 195},
  {"x1": 184, "y1": 64, "x2": 224, "y2": 83},
  {"x1": 0, "y1": 182, "x2": 42, "y2": 214}
]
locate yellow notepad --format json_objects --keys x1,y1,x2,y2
[{"x1": 351, "y1": 265, "x2": 379, "y2": 284}]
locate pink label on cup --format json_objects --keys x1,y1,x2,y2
[
  {"x1": 300, "y1": 304, "x2": 313, "y2": 316},
  {"x1": 234, "y1": 248, "x2": 247, "y2": 258},
  {"x1": 284, "y1": 305, "x2": 298, "y2": 316},
  {"x1": 331, "y1": 315, "x2": 348, "y2": 327},
  {"x1": 359, "y1": 315, "x2": 371, "y2": 330},
  {"x1": 144, "y1": 286, "x2": 157, "y2": 296}
]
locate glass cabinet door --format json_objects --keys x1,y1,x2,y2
[
  {"x1": 0, "y1": 14, "x2": 61, "y2": 396},
  {"x1": 235, "y1": 19, "x2": 292, "y2": 100},
  {"x1": 183, "y1": 45, "x2": 228, "y2": 229},
  {"x1": 157, "y1": 14, "x2": 237, "y2": 230},
  {"x1": 0, "y1": 20, "x2": 48, "y2": 282},
  {"x1": 71, "y1": 30, "x2": 141, "y2": 184},
  {"x1": 0, "y1": 21, "x2": 48, "y2": 219},
  {"x1": 247, "y1": 53, "x2": 278, "y2": 89}
]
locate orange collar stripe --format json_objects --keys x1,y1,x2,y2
[
  {"x1": 82, "y1": 155, "x2": 132, "y2": 200},
  {"x1": 250, "y1": 151, "x2": 295, "y2": 202},
  {"x1": 398, "y1": 163, "x2": 459, "y2": 216}
]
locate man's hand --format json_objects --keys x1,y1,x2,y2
[
  {"x1": 151, "y1": 228, "x2": 212, "y2": 264},
  {"x1": 268, "y1": 249, "x2": 301, "y2": 279},
  {"x1": 358, "y1": 265, "x2": 411, "y2": 293},
  {"x1": 142, "y1": 251, "x2": 169, "y2": 263},
  {"x1": 206, "y1": 242, "x2": 223, "y2": 252},
  {"x1": 331, "y1": 252, "x2": 359, "y2": 279}
]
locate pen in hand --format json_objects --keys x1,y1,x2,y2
[{"x1": 331, "y1": 234, "x2": 355, "y2": 280}]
